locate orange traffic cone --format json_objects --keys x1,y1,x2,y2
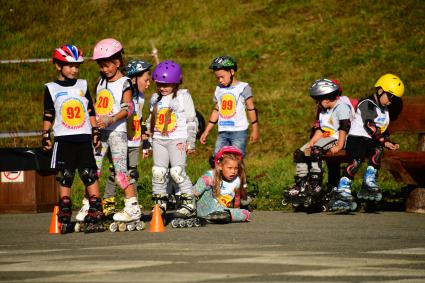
[
  {"x1": 49, "y1": 205, "x2": 61, "y2": 234},
  {"x1": 149, "y1": 204, "x2": 165, "y2": 232}
]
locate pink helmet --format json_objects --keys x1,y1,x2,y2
[
  {"x1": 92, "y1": 38, "x2": 123, "y2": 60},
  {"x1": 53, "y1": 45, "x2": 84, "y2": 64},
  {"x1": 214, "y1": 146, "x2": 243, "y2": 166}
]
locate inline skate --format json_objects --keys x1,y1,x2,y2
[
  {"x1": 282, "y1": 176, "x2": 308, "y2": 209},
  {"x1": 109, "y1": 197, "x2": 145, "y2": 232},
  {"x1": 204, "y1": 210, "x2": 231, "y2": 224},
  {"x1": 74, "y1": 197, "x2": 89, "y2": 232},
  {"x1": 102, "y1": 196, "x2": 118, "y2": 230},
  {"x1": 357, "y1": 166, "x2": 382, "y2": 202},
  {"x1": 328, "y1": 177, "x2": 357, "y2": 213},
  {"x1": 171, "y1": 194, "x2": 203, "y2": 228},
  {"x1": 84, "y1": 196, "x2": 104, "y2": 233},
  {"x1": 58, "y1": 196, "x2": 74, "y2": 234}
]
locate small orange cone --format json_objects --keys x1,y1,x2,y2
[
  {"x1": 49, "y1": 205, "x2": 61, "y2": 234},
  {"x1": 149, "y1": 204, "x2": 165, "y2": 232}
]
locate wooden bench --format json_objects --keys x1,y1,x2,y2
[{"x1": 325, "y1": 96, "x2": 425, "y2": 213}]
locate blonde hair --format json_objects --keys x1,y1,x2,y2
[{"x1": 213, "y1": 153, "x2": 247, "y2": 200}]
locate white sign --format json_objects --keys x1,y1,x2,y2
[{"x1": 1, "y1": 171, "x2": 24, "y2": 183}]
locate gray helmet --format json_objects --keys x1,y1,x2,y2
[
  {"x1": 126, "y1": 60, "x2": 153, "y2": 78},
  {"x1": 309, "y1": 79, "x2": 341, "y2": 100},
  {"x1": 209, "y1": 55, "x2": 237, "y2": 71}
]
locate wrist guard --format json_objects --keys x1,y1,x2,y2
[
  {"x1": 92, "y1": 127, "x2": 101, "y2": 147},
  {"x1": 42, "y1": 130, "x2": 51, "y2": 147}
]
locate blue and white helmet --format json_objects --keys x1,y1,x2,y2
[{"x1": 126, "y1": 60, "x2": 153, "y2": 78}]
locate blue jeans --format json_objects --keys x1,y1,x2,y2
[{"x1": 214, "y1": 130, "x2": 248, "y2": 157}]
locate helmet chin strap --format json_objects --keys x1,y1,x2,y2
[{"x1": 375, "y1": 88, "x2": 385, "y2": 107}]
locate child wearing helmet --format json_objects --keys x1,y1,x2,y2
[
  {"x1": 146, "y1": 60, "x2": 198, "y2": 222},
  {"x1": 283, "y1": 79, "x2": 355, "y2": 210},
  {"x1": 193, "y1": 146, "x2": 251, "y2": 223},
  {"x1": 102, "y1": 59, "x2": 153, "y2": 219},
  {"x1": 200, "y1": 55, "x2": 259, "y2": 165},
  {"x1": 91, "y1": 38, "x2": 143, "y2": 230},
  {"x1": 42, "y1": 44, "x2": 103, "y2": 233},
  {"x1": 330, "y1": 74, "x2": 404, "y2": 212}
]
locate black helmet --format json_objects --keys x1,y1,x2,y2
[{"x1": 209, "y1": 55, "x2": 237, "y2": 71}]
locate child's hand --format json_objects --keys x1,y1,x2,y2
[
  {"x1": 97, "y1": 116, "x2": 110, "y2": 129},
  {"x1": 142, "y1": 149, "x2": 151, "y2": 159},
  {"x1": 385, "y1": 141, "x2": 399, "y2": 150},
  {"x1": 330, "y1": 145, "x2": 343, "y2": 154},
  {"x1": 200, "y1": 131, "x2": 209, "y2": 144},
  {"x1": 249, "y1": 128, "x2": 259, "y2": 144},
  {"x1": 41, "y1": 130, "x2": 52, "y2": 151}
]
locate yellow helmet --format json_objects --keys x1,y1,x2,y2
[{"x1": 374, "y1": 74, "x2": 405, "y2": 97}]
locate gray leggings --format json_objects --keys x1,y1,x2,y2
[{"x1": 152, "y1": 139, "x2": 193, "y2": 195}]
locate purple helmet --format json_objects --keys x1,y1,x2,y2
[{"x1": 152, "y1": 60, "x2": 182, "y2": 84}]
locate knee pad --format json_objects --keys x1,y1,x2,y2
[
  {"x1": 345, "y1": 158, "x2": 362, "y2": 177},
  {"x1": 79, "y1": 168, "x2": 98, "y2": 186},
  {"x1": 370, "y1": 146, "x2": 384, "y2": 168},
  {"x1": 152, "y1": 166, "x2": 168, "y2": 184},
  {"x1": 116, "y1": 171, "x2": 133, "y2": 190},
  {"x1": 310, "y1": 146, "x2": 324, "y2": 162},
  {"x1": 56, "y1": 169, "x2": 75, "y2": 187},
  {"x1": 128, "y1": 166, "x2": 139, "y2": 181},
  {"x1": 170, "y1": 166, "x2": 188, "y2": 184},
  {"x1": 293, "y1": 149, "x2": 307, "y2": 163},
  {"x1": 295, "y1": 163, "x2": 309, "y2": 177}
]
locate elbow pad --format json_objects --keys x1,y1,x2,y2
[
  {"x1": 43, "y1": 110, "x2": 55, "y2": 122},
  {"x1": 338, "y1": 119, "x2": 351, "y2": 133},
  {"x1": 120, "y1": 102, "x2": 134, "y2": 118}
]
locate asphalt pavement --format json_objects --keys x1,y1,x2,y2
[{"x1": 0, "y1": 210, "x2": 424, "y2": 282}]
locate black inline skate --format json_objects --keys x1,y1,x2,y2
[
  {"x1": 171, "y1": 194, "x2": 203, "y2": 228},
  {"x1": 58, "y1": 196, "x2": 74, "y2": 234},
  {"x1": 84, "y1": 196, "x2": 105, "y2": 233},
  {"x1": 282, "y1": 176, "x2": 308, "y2": 209}
]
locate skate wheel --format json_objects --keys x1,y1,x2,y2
[
  {"x1": 322, "y1": 205, "x2": 328, "y2": 212},
  {"x1": 74, "y1": 222, "x2": 81, "y2": 233},
  {"x1": 350, "y1": 202, "x2": 358, "y2": 211},
  {"x1": 375, "y1": 193, "x2": 382, "y2": 202},
  {"x1": 193, "y1": 218, "x2": 201, "y2": 227},
  {"x1": 281, "y1": 199, "x2": 288, "y2": 206},
  {"x1": 127, "y1": 223, "x2": 136, "y2": 231},
  {"x1": 136, "y1": 221, "x2": 146, "y2": 231},
  {"x1": 118, "y1": 222, "x2": 127, "y2": 232},
  {"x1": 171, "y1": 219, "x2": 179, "y2": 228},
  {"x1": 178, "y1": 219, "x2": 186, "y2": 228},
  {"x1": 186, "y1": 219, "x2": 194, "y2": 228},
  {"x1": 109, "y1": 222, "x2": 118, "y2": 232}
]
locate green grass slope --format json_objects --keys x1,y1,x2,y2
[{"x1": 0, "y1": 0, "x2": 424, "y2": 209}]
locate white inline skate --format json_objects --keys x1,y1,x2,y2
[
  {"x1": 73, "y1": 197, "x2": 89, "y2": 232},
  {"x1": 109, "y1": 197, "x2": 145, "y2": 232}
]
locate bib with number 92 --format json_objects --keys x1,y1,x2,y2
[{"x1": 61, "y1": 98, "x2": 86, "y2": 129}]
